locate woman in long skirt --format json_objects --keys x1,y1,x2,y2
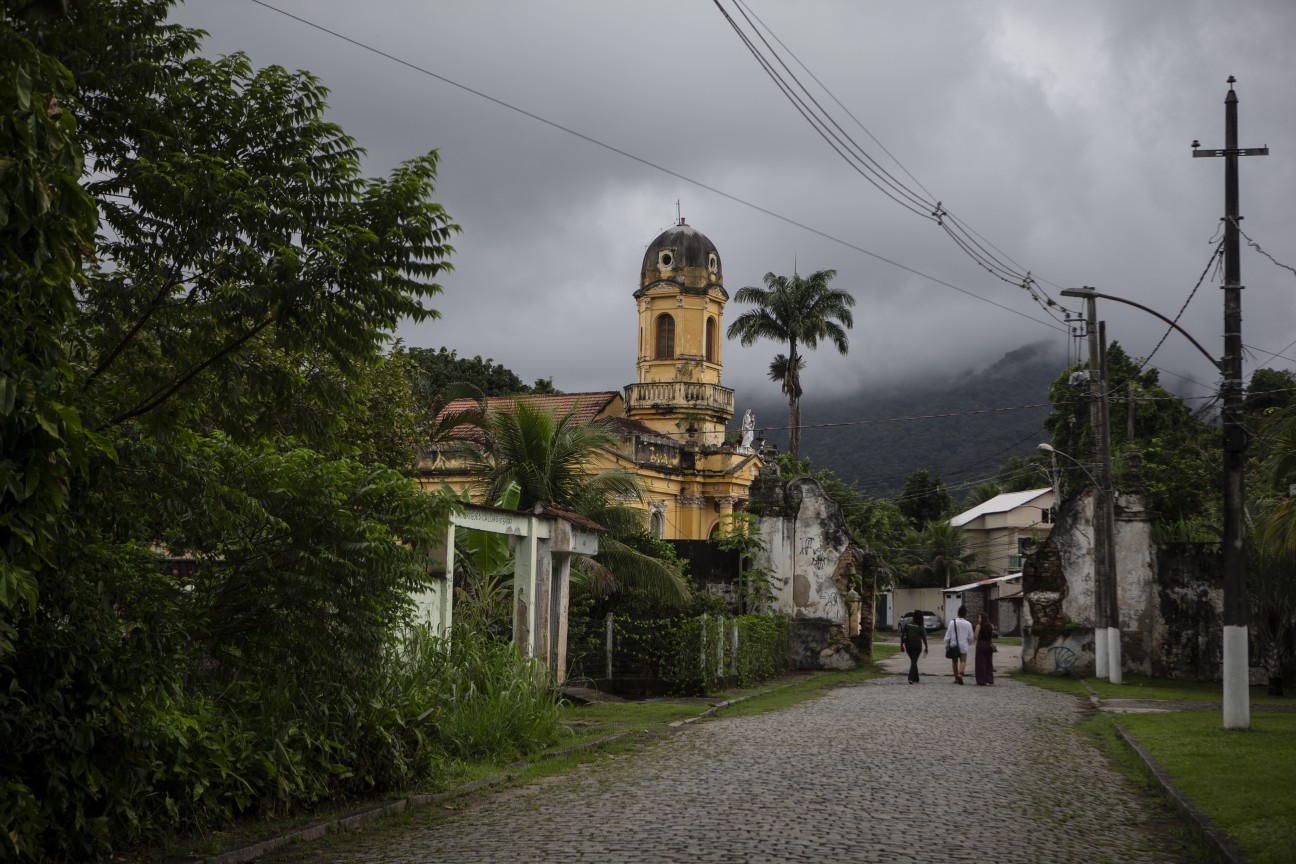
[
  {"x1": 974, "y1": 611, "x2": 995, "y2": 685},
  {"x1": 900, "y1": 611, "x2": 928, "y2": 683}
]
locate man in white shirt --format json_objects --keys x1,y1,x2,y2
[{"x1": 944, "y1": 605, "x2": 975, "y2": 684}]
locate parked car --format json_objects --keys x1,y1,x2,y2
[{"x1": 897, "y1": 610, "x2": 943, "y2": 632}]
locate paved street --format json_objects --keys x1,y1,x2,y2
[{"x1": 299, "y1": 647, "x2": 1193, "y2": 863}]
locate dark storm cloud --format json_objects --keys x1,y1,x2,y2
[{"x1": 173, "y1": 1, "x2": 1296, "y2": 405}]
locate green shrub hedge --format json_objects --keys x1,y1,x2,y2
[{"x1": 613, "y1": 613, "x2": 791, "y2": 695}]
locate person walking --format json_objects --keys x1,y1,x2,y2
[
  {"x1": 974, "y1": 611, "x2": 995, "y2": 686},
  {"x1": 899, "y1": 610, "x2": 928, "y2": 683},
  {"x1": 944, "y1": 605, "x2": 974, "y2": 684}
]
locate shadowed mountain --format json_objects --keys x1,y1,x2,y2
[{"x1": 736, "y1": 341, "x2": 1069, "y2": 498}]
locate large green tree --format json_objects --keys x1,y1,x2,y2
[
  {"x1": 726, "y1": 269, "x2": 854, "y2": 459},
  {"x1": 0, "y1": 16, "x2": 100, "y2": 647},
  {"x1": 898, "y1": 468, "x2": 953, "y2": 529},
  {"x1": 407, "y1": 346, "x2": 550, "y2": 402},
  {"x1": 4, "y1": 3, "x2": 464, "y2": 856},
  {"x1": 1045, "y1": 342, "x2": 1219, "y2": 529}
]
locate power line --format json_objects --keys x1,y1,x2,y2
[
  {"x1": 245, "y1": 0, "x2": 1069, "y2": 336},
  {"x1": 1231, "y1": 217, "x2": 1296, "y2": 279},
  {"x1": 1246, "y1": 342, "x2": 1296, "y2": 367},
  {"x1": 1137, "y1": 239, "x2": 1225, "y2": 372},
  {"x1": 713, "y1": 0, "x2": 1077, "y2": 326}
]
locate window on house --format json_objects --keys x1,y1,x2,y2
[
  {"x1": 655, "y1": 314, "x2": 675, "y2": 359},
  {"x1": 705, "y1": 317, "x2": 717, "y2": 363}
]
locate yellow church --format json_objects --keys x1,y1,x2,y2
[{"x1": 417, "y1": 218, "x2": 763, "y2": 540}]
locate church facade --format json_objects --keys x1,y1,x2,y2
[{"x1": 417, "y1": 219, "x2": 762, "y2": 540}]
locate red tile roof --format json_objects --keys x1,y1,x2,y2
[{"x1": 439, "y1": 392, "x2": 620, "y2": 426}]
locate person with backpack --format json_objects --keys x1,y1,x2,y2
[{"x1": 900, "y1": 610, "x2": 928, "y2": 683}]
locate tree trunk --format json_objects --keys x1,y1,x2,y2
[{"x1": 788, "y1": 394, "x2": 800, "y2": 459}]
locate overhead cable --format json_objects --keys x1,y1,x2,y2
[{"x1": 247, "y1": 0, "x2": 1068, "y2": 336}]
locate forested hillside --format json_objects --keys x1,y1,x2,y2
[{"x1": 738, "y1": 341, "x2": 1069, "y2": 498}]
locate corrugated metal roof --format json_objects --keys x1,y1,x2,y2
[
  {"x1": 950, "y1": 488, "x2": 1052, "y2": 526},
  {"x1": 944, "y1": 574, "x2": 1022, "y2": 593}
]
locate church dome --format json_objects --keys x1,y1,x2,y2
[{"x1": 639, "y1": 219, "x2": 722, "y2": 293}]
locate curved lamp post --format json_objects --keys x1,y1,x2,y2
[{"x1": 1037, "y1": 442, "x2": 1098, "y2": 489}]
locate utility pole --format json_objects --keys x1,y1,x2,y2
[
  {"x1": 1098, "y1": 323, "x2": 1120, "y2": 684},
  {"x1": 1085, "y1": 296, "x2": 1112, "y2": 679},
  {"x1": 1193, "y1": 76, "x2": 1267, "y2": 730},
  {"x1": 1127, "y1": 380, "x2": 1136, "y2": 441}
]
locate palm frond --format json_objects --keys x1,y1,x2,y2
[{"x1": 587, "y1": 535, "x2": 691, "y2": 603}]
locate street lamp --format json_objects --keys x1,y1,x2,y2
[
  {"x1": 1037, "y1": 441, "x2": 1120, "y2": 683},
  {"x1": 1060, "y1": 284, "x2": 1249, "y2": 727},
  {"x1": 1037, "y1": 442, "x2": 1097, "y2": 489}
]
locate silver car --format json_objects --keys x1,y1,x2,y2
[{"x1": 897, "y1": 610, "x2": 943, "y2": 632}]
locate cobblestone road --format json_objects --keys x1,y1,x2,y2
[{"x1": 303, "y1": 659, "x2": 1193, "y2": 863}]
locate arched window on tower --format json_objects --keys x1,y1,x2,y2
[
  {"x1": 655, "y1": 314, "x2": 675, "y2": 359},
  {"x1": 705, "y1": 317, "x2": 717, "y2": 364}
]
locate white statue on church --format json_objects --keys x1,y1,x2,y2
[{"x1": 738, "y1": 409, "x2": 755, "y2": 453}]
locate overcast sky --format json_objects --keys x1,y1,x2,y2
[{"x1": 171, "y1": 1, "x2": 1296, "y2": 414}]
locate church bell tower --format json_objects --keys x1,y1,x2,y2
[{"x1": 624, "y1": 218, "x2": 734, "y2": 442}]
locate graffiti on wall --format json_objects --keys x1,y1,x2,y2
[{"x1": 1045, "y1": 645, "x2": 1077, "y2": 674}]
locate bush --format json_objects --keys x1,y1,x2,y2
[{"x1": 614, "y1": 612, "x2": 791, "y2": 695}]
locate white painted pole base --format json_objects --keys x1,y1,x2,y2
[
  {"x1": 1107, "y1": 627, "x2": 1122, "y2": 685},
  {"x1": 1094, "y1": 630, "x2": 1108, "y2": 679},
  {"x1": 1223, "y1": 625, "x2": 1250, "y2": 730}
]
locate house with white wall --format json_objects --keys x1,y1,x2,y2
[{"x1": 951, "y1": 488, "x2": 1055, "y2": 576}]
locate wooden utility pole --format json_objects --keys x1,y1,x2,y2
[
  {"x1": 1127, "y1": 380, "x2": 1136, "y2": 441},
  {"x1": 1193, "y1": 76, "x2": 1267, "y2": 730},
  {"x1": 1085, "y1": 298, "x2": 1113, "y2": 679},
  {"x1": 1098, "y1": 323, "x2": 1120, "y2": 683}
]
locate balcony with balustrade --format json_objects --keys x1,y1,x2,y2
[{"x1": 623, "y1": 380, "x2": 734, "y2": 423}]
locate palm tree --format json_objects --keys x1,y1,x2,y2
[
  {"x1": 963, "y1": 482, "x2": 1002, "y2": 509},
  {"x1": 897, "y1": 521, "x2": 989, "y2": 589},
  {"x1": 726, "y1": 269, "x2": 854, "y2": 458},
  {"x1": 465, "y1": 399, "x2": 690, "y2": 603},
  {"x1": 1260, "y1": 409, "x2": 1296, "y2": 557}
]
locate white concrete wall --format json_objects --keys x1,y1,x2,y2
[
  {"x1": 757, "y1": 479, "x2": 851, "y2": 624},
  {"x1": 1113, "y1": 492, "x2": 1156, "y2": 675},
  {"x1": 1053, "y1": 491, "x2": 1097, "y2": 628}
]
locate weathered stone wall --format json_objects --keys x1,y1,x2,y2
[
  {"x1": 754, "y1": 477, "x2": 866, "y2": 670},
  {"x1": 1113, "y1": 490, "x2": 1157, "y2": 674},
  {"x1": 959, "y1": 590, "x2": 988, "y2": 623},
  {"x1": 1023, "y1": 485, "x2": 1227, "y2": 681},
  {"x1": 996, "y1": 598, "x2": 1021, "y2": 637},
  {"x1": 1022, "y1": 494, "x2": 1096, "y2": 675},
  {"x1": 1152, "y1": 543, "x2": 1224, "y2": 681}
]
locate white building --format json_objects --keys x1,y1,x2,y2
[{"x1": 950, "y1": 488, "x2": 1055, "y2": 576}]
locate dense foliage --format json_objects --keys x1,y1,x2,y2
[
  {"x1": 1045, "y1": 343, "x2": 1220, "y2": 531},
  {"x1": 464, "y1": 399, "x2": 691, "y2": 604},
  {"x1": 0, "y1": 9, "x2": 101, "y2": 651},
  {"x1": 407, "y1": 346, "x2": 556, "y2": 401},
  {"x1": 894, "y1": 521, "x2": 987, "y2": 589},
  {"x1": 605, "y1": 610, "x2": 791, "y2": 695},
  {"x1": 1246, "y1": 377, "x2": 1296, "y2": 693},
  {"x1": 0, "y1": 5, "x2": 572, "y2": 860},
  {"x1": 897, "y1": 468, "x2": 953, "y2": 529}
]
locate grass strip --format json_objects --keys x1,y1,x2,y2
[
  {"x1": 1115, "y1": 711, "x2": 1296, "y2": 864},
  {"x1": 1019, "y1": 671, "x2": 1296, "y2": 864}
]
